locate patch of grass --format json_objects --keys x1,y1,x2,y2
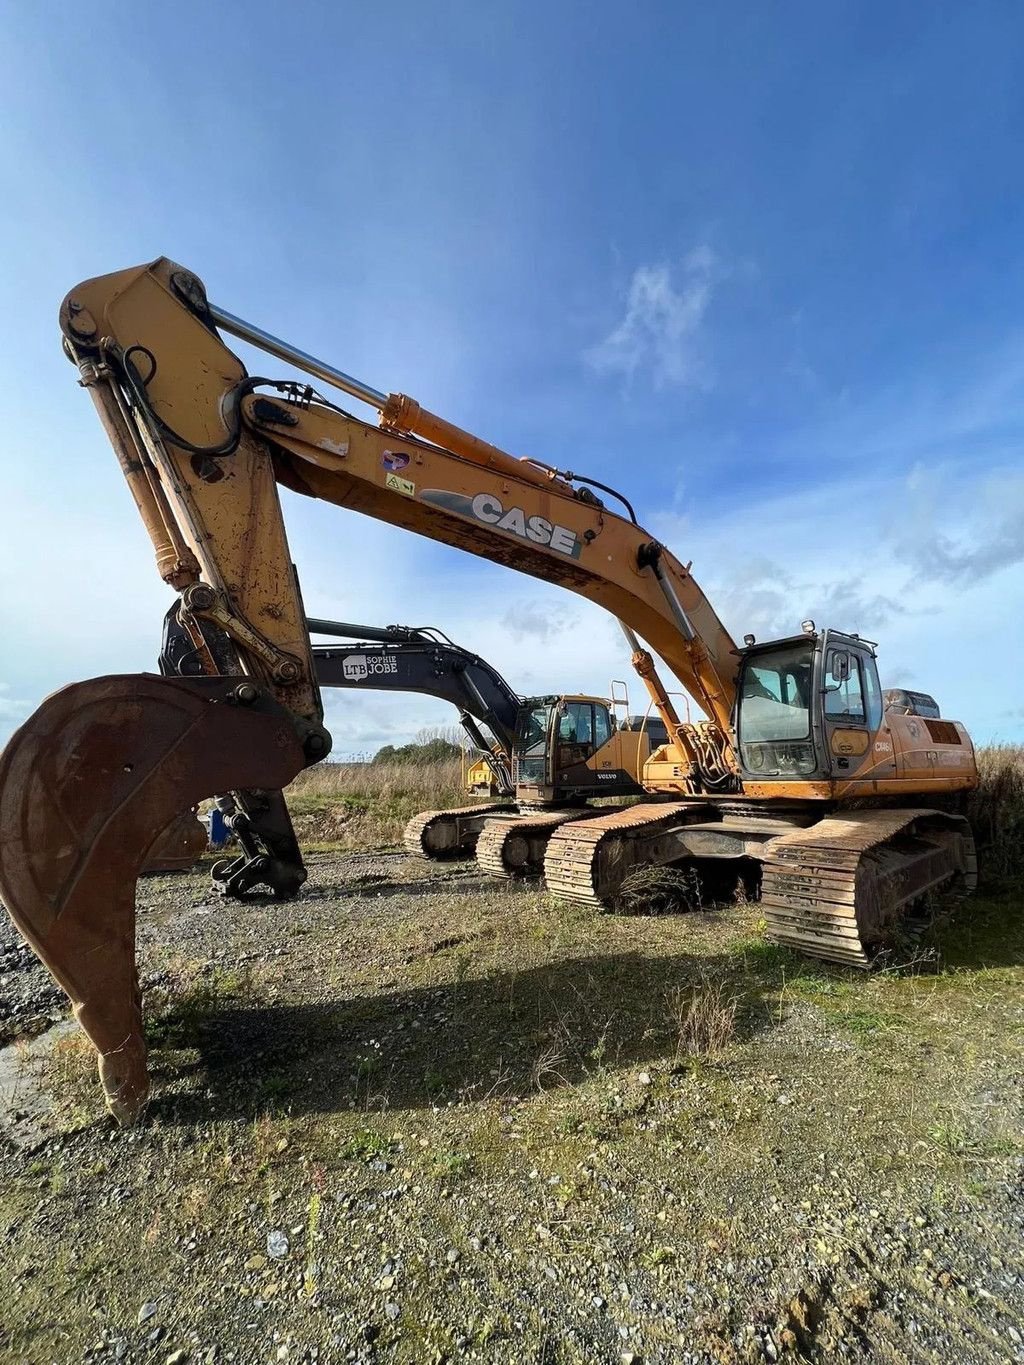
[
  {"x1": 666, "y1": 975, "x2": 738, "y2": 1060},
  {"x1": 145, "y1": 965, "x2": 255, "y2": 1050},
  {"x1": 339, "y1": 1127, "x2": 395, "y2": 1161},
  {"x1": 727, "y1": 935, "x2": 799, "y2": 976},
  {"x1": 48, "y1": 1031, "x2": 94, "y2": 1090},
  {"x1": 831, "y1": 1007, "x2": 899, "y2": 1038},
  {"x1": 930, "y1": 1117, "x2": 1024, "y2": 1162},
  {"x1": 785, "y1": 970, "x2": 856, "y2": 999},
  {"x1": 430, "y1": 1149, "x2": 477, "y2": 1180},
  {"x1": 258, "y1": 1071, "x2": 294, "y2": 1103}
]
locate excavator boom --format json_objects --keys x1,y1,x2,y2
[
  {"x1": 61, "y1": 259, "x2": 740, "y2": 749},
  {"x1": 309, "y1": 619, "x2": 519, "y2": 790}
]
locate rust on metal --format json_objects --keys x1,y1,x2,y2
[
  {"x1": 543, "y1": 802, "x2": 975, "y2": 969},
  {"x1": 0, "y1": 675, "x2": 305, "y2": 1123},
  {"x1": 476, "y1": 807, "x2": 617, "y2": 880},
  {"x1": 760, "y1": 808, "x2": 976, "y2": 967},
  {"x1": 143, "y1": 809, "x2": 209, "y2": 873},
  {"x1": 543, "y1": 802, "x2": 702, "y2": 906},
  {"x1": 402, "y1": 802, "x2": 514, "y2": 858}
]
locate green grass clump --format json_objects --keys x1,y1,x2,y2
[
  {"x1": 340, "y1": 1127, "x2": 395, "y2": 1161},
  {"x1": 145, "y1": 965, "x2": 254, "y2": 1049}
]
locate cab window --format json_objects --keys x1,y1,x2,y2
[
  {"x1": 558, "y1": 703, "x2": 593, "y2": 744},
  {"x1": 519, "y1": 704, "x2": 551, "y2": 752},
  {"x1": 824, "y1": 651, "x2": 865, "y2": 722},
  {"x1": 738, "y1": 646, "x2": 812, "y2": 742},
  {"x1": 593, "y1": 705, "x2": 612, "y2": 748},
  {"x1": 862, "y1": 656, "x2": 883, "y2": 730}
]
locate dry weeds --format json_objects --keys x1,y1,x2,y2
[
  {"x1": 285, "y1": 756, "x2": 468, "y2": 847},
  {"x1": 967, "y1": 744, "x2": 1024, "y2": 882},
  {"x1": 666, "y1": 975, "x2": 738, "y2": 1059}
]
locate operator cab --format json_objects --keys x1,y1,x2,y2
[
  {"x1": 734, "y1": 624, "x2": 886, "y2": 783},
  {"x1": 514, "y1": 695, "x2": 613, "y2": 787},
  {"x1": 512, "y1": 694, "x2": 653, "y2": 802}
]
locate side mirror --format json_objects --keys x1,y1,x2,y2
[{"x1": 829, "y1": 651, "x2": 850, "y2": 684}]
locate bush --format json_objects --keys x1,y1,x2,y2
[
  {"x1": 968, "y1": 744, "x2": 1024, "y2": 883},
  {"x1": 373, "y1": 737, "x2": 463, "y2": 765}
]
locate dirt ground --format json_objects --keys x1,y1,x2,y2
[{"x1": 1, "y1": 849, "x2": 1022, "y2": 1365}]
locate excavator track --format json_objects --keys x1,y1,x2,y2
[
  {"x1": 476, "y1": 807, "x2": 614, "y2": 879},
  {"x1": 403, "y1": 802, "x2": 514, "y2": 858},
  {"x1": 544, "y1": 803, "x2": 976, "y2": 970},
  {"x1": 544, "y1": 802, "x2": 701, "y2": 905},
  {"x1": 760, "y1": 808, "x2": 977, "y2": 967}
]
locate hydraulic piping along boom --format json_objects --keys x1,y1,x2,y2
[
  {"x1": 208, "y1": 289, "x2": 741, "y2": 736},
  {"x1": 210, "y1": 303, "x2": 566, "y2": 495}
]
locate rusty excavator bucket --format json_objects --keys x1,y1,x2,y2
[
  {"x1": 0, "y1": 674, "x2": 306, "y2": 1124},
  {"x1": 143, "y1": 808, "x2": 210, "y2": 873}
]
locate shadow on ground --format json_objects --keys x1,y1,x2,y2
[
  {"x1": 928, "y1": 884, "x2": 1024, "y2": 969},
  {"x1": 148, "y1": 944, "x2": 777, "y2": 1125}
]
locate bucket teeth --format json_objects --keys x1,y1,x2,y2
[{"x1": 0, "y1": 674, "x2": 306, "y2": 1123}]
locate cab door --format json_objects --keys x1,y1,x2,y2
[
  {"x1": 552, "y1": 701, "x2": 636, "y2": 796},
  {"x1": 821, "y1": 638, "x2": 895, "y2": 785},
  {"x1": 553, "y1": 701, "x2": 599, "y2": 776}
]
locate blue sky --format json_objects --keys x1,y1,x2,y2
[{"x1": 2, "y1": 2, "x2": 1023, "y2": 753}]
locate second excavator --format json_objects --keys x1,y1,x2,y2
[
  {"x1": 0, "y1": 258, "x2": 978, "y2": 1120},
  {"x1": 162, "y1": 603, "x2": 669, "y2": 872},
  {"x1": 306, "y1": 619, "x2": 669, "y2": 867}
]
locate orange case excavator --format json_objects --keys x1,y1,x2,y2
[{"x1": 0, "y1": 260, "x2": 977, "y2": 1121}]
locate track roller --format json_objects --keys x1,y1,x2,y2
[{"x1": 403, "y1": 802, "x2": 515, "y2": 859}]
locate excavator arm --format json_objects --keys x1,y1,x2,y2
[
  {"x1": 0, "y1": 257, "x2": 740, "y2": 1120},
  {"x1": 61, "y1": 259, "x2": 739, "y2": 738}
]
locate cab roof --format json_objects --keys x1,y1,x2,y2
[{"x1": 738, "y1": 628, "x2": 878, "y2": 658}]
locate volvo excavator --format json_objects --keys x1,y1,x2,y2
[
  {"x1": 302, "y1": 617, "x2": 669, "y2": 862},
  {"x1": 162, "y1": 603, "x2": 669, "y2": 869},
  {"x1": 406, "y1": 694, "x2": 670, "y2": 869},
  {"x1": 0, "y1": 258, "x2": 978, "y2": 1121}
]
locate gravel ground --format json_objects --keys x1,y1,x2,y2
[
  {"x1": 0, "y1": 916, "x2": 65, "y2": 1042},
  {"x1": 1, "y1": 850, "x2": 1023, "y2": 1364}
]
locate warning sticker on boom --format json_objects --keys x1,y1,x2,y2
[{"x1": 385, "y1": 472, "x2": 416, "y2": 497}]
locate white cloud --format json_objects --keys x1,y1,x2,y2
[
  {"x1": 501, "y1": 599, "x2": 578, "y2": 643},
  {"x1": 652, "y1": 463, "x2": 1024, "y2": 743},
  {"x1": 585, "y1": 247, "x2": 719, "y2": 390},
  {"x1": 894, "y1": 465, "x2": 1024, "y2": 586}
]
